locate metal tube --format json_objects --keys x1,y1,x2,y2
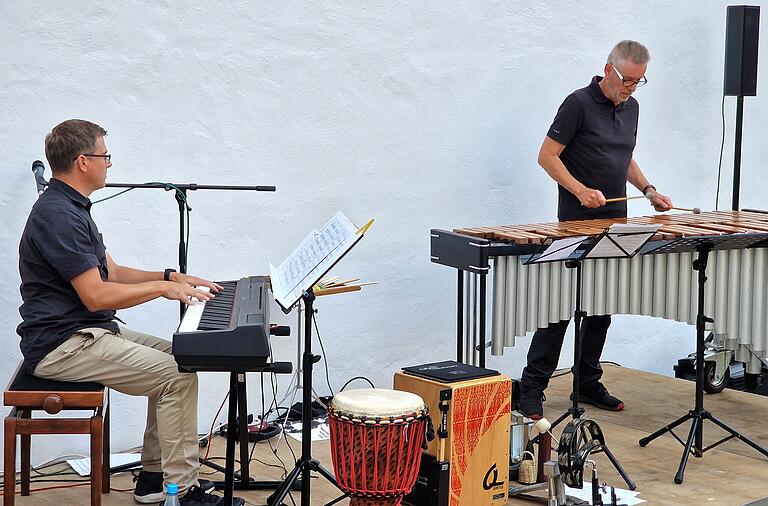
[
  {"x1": 582, "y1": 259, "x2": 595, "y2": 315},
  {"x1": 641, "y1": 254, "x2": 654, "y2": 316},
  {"x1": 480, "y1": 273, "x2": 487, "y2": 367},
  {"x1": 726, "y1": 249, "x2": 741, "y2": 348},
  {"x1": 516, "y1": 260, "x2": 529, "y2": 337},
  {"x1": 549, "y1": 260, "x2": 561, "y2": 324},
  {"x1": 666, "y1": 253, "x2": 679, "y2": 320},
  {"x1": 751, "y1": 249, "x2": 766, "y2": 357},
  {"x1": 606, "y1": 258, "x2": 618, "y2": 315},
  {"x1": 653, "y1": 254, "x2": 667, "y2": 318},
  {"x1": 714, "y1": 251, "x2": 728, "y2": 334},
  {"x1": 465, "y1": 271, "x2": 472, "y2": 364},
  {"x1": 629, "y1": 255, "x2": 642, "y2": 314},
  {"x1": 594, "y1": 259, "x2": 607, "y2": 315},
  {"x1": 527, "y1": 264, "x2": 539, "y2": 335},
  {"x1": 491, "y1": 257, "x2": 506, "y2": 355},
  {"x1": 560, "y1": 261, "x2": 573, "y2": 321},
  {"x1": 505, "y1": 257, "x2": 518, "y2": 347},
  {"x1": 678, "y1": 252, "x2": 692, "y2": 324},
  {"x1": 738, "y1": 249, "x2": 754, "y2": 346},
  {"x1": 538, "y1": 263, "x2": 551, "y2": 329},
  {"x1": 457, "y1": 270, "x2": 464, "y2": 363}
]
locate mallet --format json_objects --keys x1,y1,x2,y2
[
  {"x1": 671, "y1": 206, "x2": 701, "y2": 214},
  {"x1": 604, "y1": 195, "x2": 646, "y2": 203}
]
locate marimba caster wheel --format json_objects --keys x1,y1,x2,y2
[{"x1": 703, "y1": 361, "x2": 730, "y2": 394}]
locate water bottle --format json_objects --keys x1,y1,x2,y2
[{"x1": 163, "y1": 483, "x2": 181, "y2": 506}]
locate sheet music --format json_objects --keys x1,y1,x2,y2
[
  {"x1": 566, "y1": 485, "x2": 645, "y2": 505},
  {"x1": 270, "y1": 211, "x2": 361, "y2": 309},
  {"x1": 585, "y1": 223, "x2": 660, "y2": 258},
  {"x1": 68, "y1": 453, "x2": 139, "y2": 477},
  {"x1": 530, "y1": 235, "x2": 588, "y2": 263}
]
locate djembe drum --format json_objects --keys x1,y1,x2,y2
[{"x1": 328, "y1": 388, "x2": 428, "y2": 506}]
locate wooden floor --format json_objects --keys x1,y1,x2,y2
[{"x1": 4, "y1": 365, "x2": 768, "y2": 505}]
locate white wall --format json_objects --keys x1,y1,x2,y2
[{"x1": 1, "y1": 1, "x2": 766, "y2": 467}]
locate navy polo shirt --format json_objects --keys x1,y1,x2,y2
[
  {"x1": 17, "y1": 178, "x2": 119, "y2": 373},
  {"x1": 546, "y1": 76, "x2": 639, "y2": 221}
]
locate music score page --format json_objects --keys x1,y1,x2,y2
[
  {"x1": 585, "y1": 223, "x2": 660, "y2": 258},
  {"x1": 269, "y1": 211, "x2": 362, "y2": 310}
]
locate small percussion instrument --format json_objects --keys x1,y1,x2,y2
[{"x1": 328, "y1": 388, "x2": 428, "y2": 506}]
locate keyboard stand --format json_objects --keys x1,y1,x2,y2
[{"x1": 201, "y1": 363, "x2": 300, "y2": 504}]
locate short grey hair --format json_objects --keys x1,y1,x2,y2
[
  {"x1": 45, "y1": 119, "x2": 107, "y2": 174},
  {"x1": 607, "y1": 40, "x2": 650, "y2": 67}
]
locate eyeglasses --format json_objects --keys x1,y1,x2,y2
[
  {"x1": 73, "y1": 154, "x2": 111, "y2": 163},
  {"x1": 611, "y1": 64, "x2": 647, "y2": 88}
]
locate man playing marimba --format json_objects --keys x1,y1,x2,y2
[{"x1": 519, "y1": 40, "x2": 673, "y2": 419}]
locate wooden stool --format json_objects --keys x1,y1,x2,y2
[{"x1": 3, "y1": 363, "x2": 110, "y2": 506}]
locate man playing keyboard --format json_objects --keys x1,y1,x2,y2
[{"x1": 17, "y1": 119, "x2": 243, "y2": 506}]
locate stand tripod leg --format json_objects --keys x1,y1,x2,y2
[
  {"x1": 674, "y1": 416, "x2": 701, "y2": 484},
  {"x1": 267, "y1": 461, "x2": 304, "y2": 506},
  {"x1": 599, "y1": 445, "x2": 636, "y2": 490},
  {"x1": 310, "y1": 460, "x2": 338, "y2": 483},
  {"x1": 707, "y1": 413, "x2": 768, "y2": 458},
  {"x1": 638, "y1": 412, "x2": 692, "y2": 447},
  {"x1": 268, "y1": 292, "x2": 340, "y2": 506}
]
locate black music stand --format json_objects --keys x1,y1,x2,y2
[
  {"x1": 525, "y1": 225, "x2": 659, "y2": 491},
  {"x1": 266, "y1": 213, "x2": 369, "y2": 506},
  {"x1": 266, "y1": 290, "x2": 344, "y2": 506},
  {"x1": 638, "y1": 233, "x2": 768, "y2": 484}
]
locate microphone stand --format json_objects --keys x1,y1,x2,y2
[
  {"x1": 104, "y1": 182, "x2": 276, "y2": 319},
  {"x1": 98, "y1": 182, "x2": 275, "y2": 486}
]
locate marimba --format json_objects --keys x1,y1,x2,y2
[{"x1": 430, "y1": 210, "x2": 768, "y2": 374}]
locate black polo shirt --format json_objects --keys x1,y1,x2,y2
[
  {"x1": 546, "y1": 76, "x2": 639, "y2": 221},
  {"x1": 17, "y1": 178, "x2": 119, "y2": 373}
]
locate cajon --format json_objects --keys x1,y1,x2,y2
[{"x1": 394, "y1": 361, "x2": 511, "y2": 506}]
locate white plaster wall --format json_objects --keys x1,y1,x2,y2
[{"x1": 1, "y1": 1, "x2": 766, "y2": 467}]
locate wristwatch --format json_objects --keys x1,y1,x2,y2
[{"x1": 163, "y1": 268, "x2": 177, "y2": 281}]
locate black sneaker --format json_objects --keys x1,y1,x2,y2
[
  {"x1": 518, "y1": 387, "x2": 546, "y2": 420},
  {"x1": 175, "y1": 485, "x2": 245, "y2": 506},
  {"x1": 133, "y1": 470, "x2": 216, "y2": 504},
  {"x1": 572, "y1": 383, "x2": 625, "y2": 411},
  {"x1": 133, "y1": 471, "x2": 164, "y2": 504}
]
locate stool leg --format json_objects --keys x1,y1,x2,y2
[
  {"x1": 19, "y1": 411, "x2": 30, "y2": 497},
  {"x1": 102, "y1": 403, "x2": 110, "y2": 494},
  {"x1": 90, "y1": 415, "x2": 103, "y2": 506},
  {"x1": 4, "y1": 413, "x2": 17, "y2": 506}
]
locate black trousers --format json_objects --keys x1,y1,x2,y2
[{"x1": 520, "y1": 315, "x2": 611, "y2": 392}]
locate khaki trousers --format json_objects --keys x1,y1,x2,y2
[{"x1": 34, "y1": 326, "x2": 200, "y2": 493}]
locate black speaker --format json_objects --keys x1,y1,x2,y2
[{"x1": 724, "y1": 5, "x2": 761, "y2": 96}]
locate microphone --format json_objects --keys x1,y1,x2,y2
[{"x1": 31, "y1": 160, "x2": 49, "y2": 194}]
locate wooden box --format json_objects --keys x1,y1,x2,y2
[{"x1": 394, "y1": 370, "x2": 511, "y2": 505}]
